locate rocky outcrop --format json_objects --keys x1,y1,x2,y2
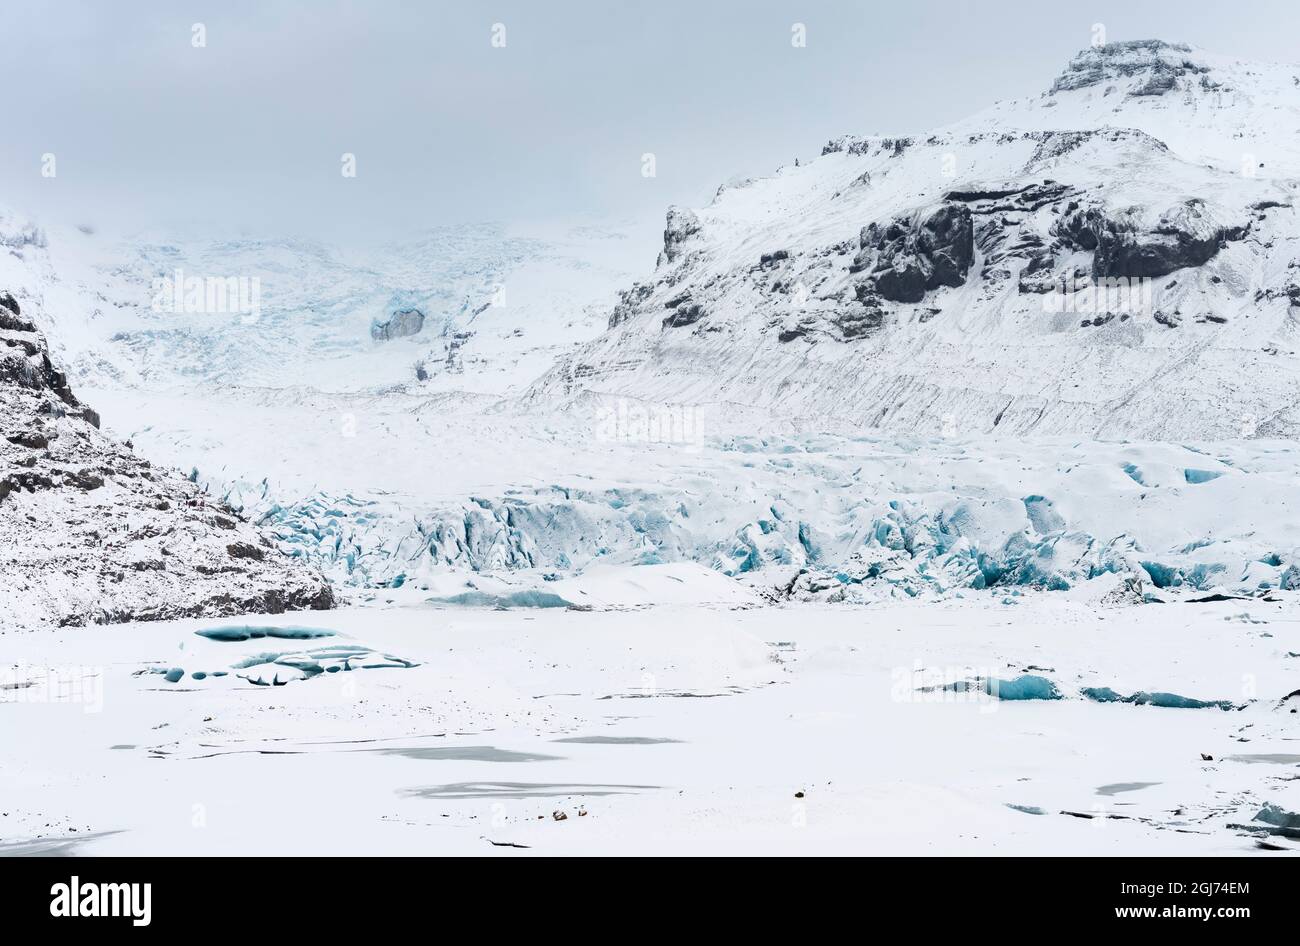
[
  {"x1": 661, "y1": 290, "x2": 706, "y2": 329},
  {"x1": 1050, "y1": 40, "x2": 1206, "y2": 96},
  {"x1": 371, "y1": 307, "x2": 425, "y2": 341},
  {"x1": 1, "y1": 295, "x2": 100, "y2": 426},
  {"x1": 659, "y1": 206, "x2": 702, "y2": 267},
  {"x1": 853, "y1": 203, "x2": 974, "y2": 303},
  {"x1": 1056, "y1": 200, "x2": 1246, "y2": 279},
  {"x1": 609, "y1": 282, "x2": 653, "y2": 329},
  {"x1": 1, "y1": 294, "x2": 335, "y2": 629}
]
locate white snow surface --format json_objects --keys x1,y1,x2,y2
[
  {"x1": 0, "y1": 211, "x2": 653, "y2": 396},
  {"x1": 2, "y1": 593, "x2": 1297, "y2": 855}
]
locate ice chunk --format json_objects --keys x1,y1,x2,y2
[
  {"x1": 1251, "y1": 803, "x2": 1300, "y2": 839},
  {"x1": 232, "y1": 644, "x2": 418, "y2": 686},
  {"x1": 930, "y1": 674, "x2": 1062, "y2": 700},
  {"x1": 988, "y1": 675, "x2": 1062, "y2": 701},
  {"x1": 427, "y1": 590, "x2": 575, "y2": 609},
  {"x1": 1005, "y1": 803, "x2": 1047, "y2": 815},
  {"x1": 197, "y1": 625, "x2": 335, "y2": 643},
  {"x1": 1081, "y1": 686, "x2": 1236, "y2": 710}
]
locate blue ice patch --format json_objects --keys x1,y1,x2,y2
[
  {"x1": 1082, "y1": 686, "x2": 1236, "y2": 710},
  {"x1": 197, "y1": 625, "x2": 336, "y2": 643},
  {"x1": 428, "y1": 590, "x2": 575, "y2": 609}
]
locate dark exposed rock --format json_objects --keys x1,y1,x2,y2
[
  {"x1": 821, "y1": 136, "x2": 913, "y2": 157},
  {"x1": 1095, "y1": 227, "x2": 1218, "y2": 279},
  {"x1": 66, "y1": 469, "x2": 104, "y2": 491},
  {"x1": 1130, "y1": 69, "x2": 1179, "y2": 96},
  {"x1": 6, "y1": 429, "x2": 50, "y2": 449},
  {"x1": 1016, "y1": 250, "x2": 1058, "y2": 293},
  {"x1": 759, "y1": 249, "x2": 790, "y2": 268},
  {"x1": 943, "y1": 181, "x2": 1082, "y2": 294},
  {"x1": 659, "y1": 206, "x2": 702, "y2": 266},
  {"x1": 226, "y1": 541, "x2": 265, "y2": 561},
  {"x1": 1055, "y1": 200, "x2": 1246, "y2": 279},
  {"x1": 956, "y1": 180, "x2": 1074, "y2": 215},
  {"x1": 1, "y1": 292, "x2": 335, "y2": 629},
  {"x1": 854, "y1": 203, "x2": 974, "y2": 303},
  {"x1": 872, "y1": 259, "x2": 927, "y2": 303},
  {"x1": 0, "y1": 337, "x2": 97, "y2": 424},
  {"x1": 835, "y1": 306, "x2": 885, "y2": 339},
  {"x1": 944, "y1": 186, "x2": 1030, "y2": 203},
  {"x1": 662, "y1": 303, "x2": 706, "y2": 329},
  {"x1": 608, "y1": 282, "x2": 653, "y2": 328},
  {"x1": 0, "y1": 310, "x2": 36, "y2": 335}
]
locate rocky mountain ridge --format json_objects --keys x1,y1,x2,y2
[
  {"x1": 1, "y1": 291, "x2": 334, "y2": 629},
  {"x1": 532, "y1": 41, "x2": 1300, "y2": 439}
]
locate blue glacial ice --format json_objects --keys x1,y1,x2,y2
[
  {"x1": 426, "y1": 590, "x2": 576, "y2": 609},
  {"x1": 1081, "y1": 687, "x2": 1237, "y2": 710},
  {"x1": 196, "y1": 625, "x2": 336, "y2": 642},
  {"x1": 196, "y1": 436, "x2": 1300, "y2": 601},
  {"x1": 923, "y1": 674, "x2": 1062, "y2": 700}
]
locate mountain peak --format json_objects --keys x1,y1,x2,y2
[{"x1": 1050, "y1": 39, "x2": 1211, "y2": 96}]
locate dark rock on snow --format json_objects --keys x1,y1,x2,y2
[
  {"x1": 854, "y1": 203, "x2": 974, "y2": 303},
  {"x1": 0, "y1": 292, "x2": 335, "y2": 629}
]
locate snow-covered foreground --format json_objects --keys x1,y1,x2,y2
[{"x1": 3, "y1": 574, "x2": 1297, "y2": 856}]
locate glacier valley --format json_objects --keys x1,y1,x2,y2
[{"x1": 3, "y1": 38, "x2": 1299, "y2": 857}]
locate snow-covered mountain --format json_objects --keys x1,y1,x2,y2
[
  {"x1": 8, "y1": 40, "x2": 1300, "y2": 619},
  {"x1": 0, "y1": 291, "x2": 334, "y2": 628},
  {"x1": 533, "y1": 40, "x2": 1300, "y2": 439}
]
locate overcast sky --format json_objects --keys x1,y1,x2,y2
[{"x1": 3, "y1": 1, "x2": 1298, "y2": 242}]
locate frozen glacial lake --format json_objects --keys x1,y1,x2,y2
[{"x1": 3, "y1": 578, "x2": 1298, "y2": 855}]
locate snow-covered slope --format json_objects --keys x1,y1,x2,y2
[
  {"x1": 958, "y1": 40, "x2": 1300, "y2": 178},
  {"x1": 0, "y1": 292, "x2": 334, "y2": 629},
  {"x1": 532, "y1": 41, "x2": 1300, "y2": 439},
  {"x1": 0, "y1": 210, "x2": 649, "y2": 397}
]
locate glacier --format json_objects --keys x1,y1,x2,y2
[{"x1": 130, "y1": 394, "x2": 1300, "y2": 604}]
